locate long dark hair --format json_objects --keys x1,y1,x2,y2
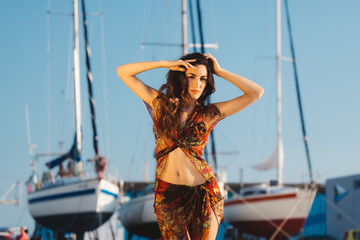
[{"x1": 155, "y1": 52, "x2": 216, "y2": 139}]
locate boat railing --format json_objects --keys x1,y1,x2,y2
[{"x1": 29, "y1": 156, "x2": 120, "y2": 193}]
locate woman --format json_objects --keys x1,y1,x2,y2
[{"x1": 117, "y1": 52, "x2": 263, "y2": 240}]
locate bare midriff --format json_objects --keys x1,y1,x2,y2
[{"x1": 160, "y1": 147, "x2": 207, "y2": 186}]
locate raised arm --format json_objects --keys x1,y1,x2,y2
[
  {"x1": 117, "y1": 60, "x2": 196, "y2": 107},
  {"x1": 205, "y1": 54, "x2": 264, "y2": 118},
  {"x1": 116, "y1": 61, "x2": 164, "y2": 107}
]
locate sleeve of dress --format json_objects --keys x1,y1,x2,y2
[
  {"x1": 144, "y1": 101, "x2": 155, "y2": 121},
  {"x1": 143, "y1": 95, "x2": 160, "y2": 122}
]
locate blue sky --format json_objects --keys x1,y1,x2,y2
[{"x1": 1, "y1": 0, "x2": 360, "y2": 233}]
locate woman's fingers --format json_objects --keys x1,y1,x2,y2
[
  {"x1": 204, "y1": 53, "x2": 213, "y2": 60},
  {"x1": 183, "y1": 59, "x2": 197, "y2": 69},
  {"x1": 204, "y1": 53, "x2": 221, "y2": 74},
  {"x1": 167, "y1": 59, "x2": 197, "y2": 72},
  {"x1": 204, "y1": 53, "x2": 216, "y2": 62},
  {"x1": 185, "y1": 62, "x2": 197, "y2": 70},
  {"x1": 177, "y1": 67, "x2": 187, "y2": 72}
]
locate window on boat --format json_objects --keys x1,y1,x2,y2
[
  {"x1": 242, "y1": 189, "x2": 267, "y2": 196},
  {"x1": 242, "y1": 191, "x2": 254, "y2": 196}
]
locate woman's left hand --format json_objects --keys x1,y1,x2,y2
[{"x1": 204, "y1": 53, "x2": 222, "y2": 75}]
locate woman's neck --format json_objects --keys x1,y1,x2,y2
[{"x1": 182, "y1": 100, "x2": 197, "y2": 112}]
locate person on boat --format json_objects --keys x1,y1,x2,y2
[
  {"x1": 56, "y1": 163, "x2": 68, "y2": 178},
  {"x1": 67, "y1": 160, "x2": 74, "y2": 177},
  {"x1": 94, "y1": 155, "x2": 107, "y2": 179},
  {"x1": 117, "y1": 52, "x2": 263, "y2": 240}
]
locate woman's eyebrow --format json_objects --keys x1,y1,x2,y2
[{"x1": 187, "y1": 73, "x2": 207, "y2": 78}]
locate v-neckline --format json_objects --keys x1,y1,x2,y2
[{"x1": 179, "y1": 105, "x2": 198, "y2": 131}]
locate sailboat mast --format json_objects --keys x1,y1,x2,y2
[
  {"x1": 73, "y1": 0, "x2": 82, "y2": 154},
  {"x1": 182, "y1": 0, "x2": 188, "y2": 55},
  {"x1": 276, "y1": 0, "x2": 284, "y2": 186}
]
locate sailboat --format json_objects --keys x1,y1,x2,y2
[
  {"x1": 223, "y1": 0, "x2": 317, "y2": 238},
  {"x1": 26, "y1": 0, "x2": 119, "y2": 236}
]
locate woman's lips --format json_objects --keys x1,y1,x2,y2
[{"x1": 191, "y1": 90, "x2": 200, "y2": 94}]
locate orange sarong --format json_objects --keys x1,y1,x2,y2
[{"x1": 154, "y1": 178, "x2": 221, "y2": 240}]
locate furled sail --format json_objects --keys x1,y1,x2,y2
[
  {"x1": 252, "y1": 140, "x2": 281, "y2": 171},
  {"x1": 45, "y1": 135, "x2": 81, "y2": 169}
]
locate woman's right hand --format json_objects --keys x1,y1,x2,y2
[{"x1": 163, "y1": 59, "x2": 197, "y2": 72}]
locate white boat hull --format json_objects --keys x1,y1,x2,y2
[
  {"x1": 119, "y1": 192, "x2": 159, "y2": 238},
  {"x1": 224, "y1": 187, "x2": 316, "y2": 238},
  {"x1": 28, "y1": 178, "x2": 119, "y2": 232}
]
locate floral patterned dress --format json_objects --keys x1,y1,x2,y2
[{"x1": 145, "y1": 96, "x2": 225, "y2": 240}]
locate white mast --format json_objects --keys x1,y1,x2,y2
[
  {"x1": 182, "y1": 0, "x2": 188, "y2": 55},
  {"x1": 144, "y1": 159, "x2": 149, "y2": 182},
  {"x1": 276, "y1": 0, "x2": 284, "y2": 186},
  {"x1": 73, "y1": 0, "x2": 82, "y2": 154}
]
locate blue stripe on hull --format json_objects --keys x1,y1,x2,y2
[
  {"x1": 29, "y1": 189, "x2": 95, "y2": 204},
  {"x1": 29, "y1": 189, "x2": 117, "y2": 204},
  {"x1": 34, "y1": 212, "x2": 113, "y2": 232},
  {"x1": 100, "y1": 189, "x2": 118, "y2": 198}
]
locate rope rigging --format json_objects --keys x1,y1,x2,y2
[
  {"x1": 81, "y1": 0, "x2": 99, "y2": 157},
  {"x1": 194, "y1": 0, "x2": 218, "y2": 172},
  {"x1": 284, "y1": 0, "x2": 314, "y2": 183}
]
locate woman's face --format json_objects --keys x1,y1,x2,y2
[{"x1": 185, "y1": 64, "x2": 208, "y2": 101}]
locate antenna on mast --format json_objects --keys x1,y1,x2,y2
[{"x1": 141, "y1": 0, "x2": 218, "y2": 54}]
